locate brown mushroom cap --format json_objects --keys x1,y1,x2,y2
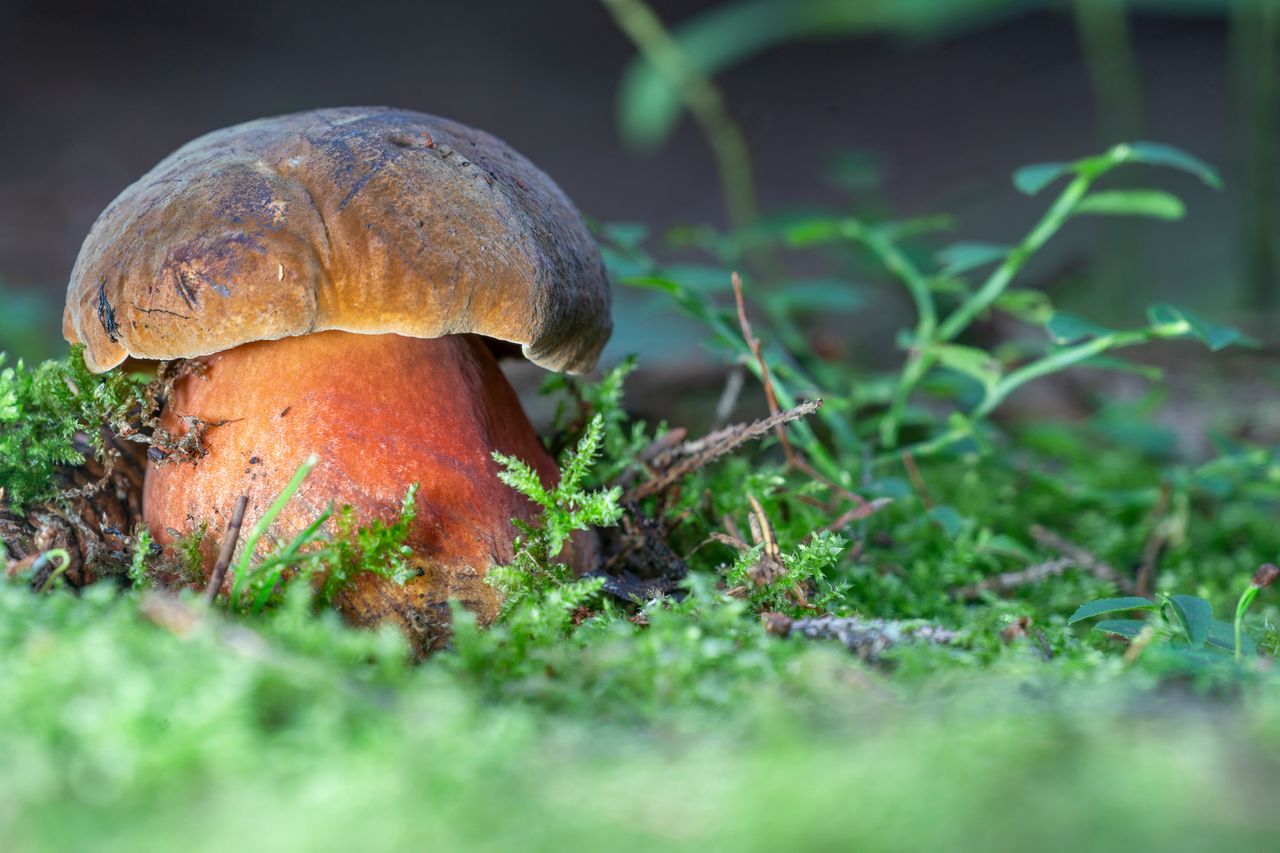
[{"x1": 62, "y1": 107, "x2": 611, "y2": 374}]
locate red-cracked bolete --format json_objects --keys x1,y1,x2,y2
[{"x1": 62, "y1": 107, "x2": 612, "y2": 652}]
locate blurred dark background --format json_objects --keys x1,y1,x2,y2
[{"x1": 0, "y1": 0, "x2": 1275, "y2": 372}]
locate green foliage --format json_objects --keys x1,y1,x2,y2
[
  {"x1": 1071, "y1": 591, "x2": 1252, "y2": 657},
  {"x1": 488, "y1": 413, "x2": 624, "y2": 615},
  {"x1": 720, "y1": 529, "x2": 848, "y2": 615},
  {"x1": 603, "y1": 141, "x2": 1243, "y2": 468},
  {"x1": 543, "y1": 356, "x2": 661, "y2": 485},
  {"x1": 5, "y1": 130, "x2": 1280, "y2": 851},
  {"x1": 0, "y1": 348, "x2": 147, "y2": 509},
  {"x1": 311, "y1": 485, "x2": 419, "y2": 602},
  {"x1": 127, "y1": 527, "x2": 155, "y2": 586},
  {"x1": 225, "y1": 458, "x2": 420, "y2": 613}
]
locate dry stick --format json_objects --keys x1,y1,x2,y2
[
  {"x1": 712, "y1": 364, "x2": 746, "y2": 429},
  {"x1": 901, "y1": 451, "x2": 935, "y2": 510},
  {"x1": 732, "y1": 272, "x2": 795, "y2": 465},
  {"x1": 814, "y1": 499, "x2": 892, "y2": 537},
  {"x1": 624, "y1": 400, "x2": 822, "y2": 502},
  {"x1": 951, "y1": 558, "x2": 1075, "y2": 601},
  {"x1": 1034, "y1": 627, "x2": 1054, "y2": 661},
  {"x1": 730, "y1": 272, "x2": 874, "y2": 514},
  {"x1": 205, "y1": 495, "x2": 249, "y2": 605},
  {"x1": 1029, "y1": 525, "x2": 1137, "y2": 595}
]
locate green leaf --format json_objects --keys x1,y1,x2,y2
[
  {"x1": 1075, "y1": 189, "x2": 1185, "y2": 220},
  {"x1": 599, "y1": 221, "x2": 650, "y2": 248},
  {"x1": 664, "y1": 264, "x2": 735, "y2": 290},
  {"x1": 937, "y1": 242, "x2": 1009, "y2": 275},
  {"x1": 1046, "y1": 312, "x2": 1116, "y2": 344},
  {"x1": 993, "y1": 290, "x2": 1053, "y2": 324},
  {"x1": 764, "y1": 279, "x2": 866, "y2": 312},
  {"x1": 784, "y1": 219, "x2": 844, "y2": 247},
  {"x1": 1168, "y1": 594, "x2": 1213, "y2": 648},
  {"x1": 1078, "y1": 356, "x2": 1163, "y2": 382},
  {"x1": 1068, "y1": 597, "x2": 1157, "y2": 624},
  {"x1": 1146, "y1": 303, "x2": 1255, "y2": 351},
  {"x1": 931, "y1": 343, "x2": 1001, "y2": 388},
  {"x1": 1207, "y1": 619, "x2": 1256, "y2": 654},
  {"x1": 927, "y1": 506, "x2": 968, "y2": 537},
  {"x1": 1120, "y1": 141, "x2": 1223, "y2": 189},
  {"x1": 1014, "y1": 162, "x2": 1072, "y2": 195},
  {"x1": 1093, "y1": 619, "x2": 1147, "y2": 639}
]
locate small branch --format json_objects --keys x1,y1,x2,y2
[
  {"x1": 813, "y1": 498, "x2": 893, "y2": 538},
  {"x1": 763, "y1": 612, "x2": 960, "y2": 662},
  {"x1": 625, "y1": 399, "x2": 822, "y2": 502},
  {"x1": 731, "y1": 272, "x2": 795, "y2": 466},
  {"x1": 901, "y1": 451, "x2": 935, "y2": 510},
  {"x1": 712, "y1": 363, "x2": 746, "y2": 429},
  {"x1": 205, "y1": 494, "x2": 249, "y2": 605},
  {"x1": 1030, "y1": 525, "x2": 1137, "y2": 594},
  {"x1": 1034, "y1": 627, "x2": 1054, "y2": 661},
  {"x1": 951, "y1": 558, "x2": 1075, "y2": 601}
]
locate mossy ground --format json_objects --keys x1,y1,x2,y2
[
  {"x1": 7, "y1": 140, "x2": 1280, "y2": 850},
  {"x1": 6, "y1": 410, "x2": 1280, "y2": 851}
]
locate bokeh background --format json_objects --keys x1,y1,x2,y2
[{"x1": 1, "y1": 0, "x2": 1275, "y2": 392}]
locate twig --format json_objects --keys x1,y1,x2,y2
[
  {"x1": 763, "y1": 612, "x2": 960, "y2": 662},
  {"x1": 624, "y1": 400, "x2": 822, "y2": 502},
  {"x1": 731, "y1": 272, "x2": 795, "y2": 464},
  {"x1": 729, "y1": 273, "x2": 880, "y2": 518},
  {"x1": 951, "y1": 558, "x2": 1075, "y2": 601},
  {"x1": 1034, "y1": 627, "x2": 1054, "y2": 661},
  {"x1": 205, "y1": 495, "x2": 249, "y2": 605},
  {"x1": 1030, "y1": 525, "x2": 1137, "y2": 594},
  {"x1": 901, "y1": 451, "x2": 935, "y2": 510},
  {"x1": 813, "y1": 498, "x2": 892, "y2": 538},
  {"x1": 712, "y1": 363, "x2": 746, "y2": 429}
]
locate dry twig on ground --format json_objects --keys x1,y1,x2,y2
[
  {"x1": 1029, "y1": 525, "x2": 1137, "y2": 594},
  {"x1": 763, "y1": 612, "x2": 960, "y2": 662}
]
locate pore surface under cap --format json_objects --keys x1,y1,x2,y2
[{"x1": 63, "y1": 107, "x2": 611, "y2": 374}]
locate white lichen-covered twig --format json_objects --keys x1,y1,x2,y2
[{"x1": 763, "y1": 612, "x2": 961, "y2": 662}]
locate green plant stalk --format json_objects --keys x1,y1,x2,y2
[
  {"x1": 247, "y1": 506, "x2": 334, "y2": 613},
  {"x1": 1234, "y1": 586, "x2": 1257, "y2": 661},
  {"x1": 845, "y1": 221, "x2": 938, "y2": 339},
  {"x1": 1072, "y1": 0, "x2": 1143, "y2": 143},
  {"x1": 880, "y1": 167, "x2": 1099, "y2": 448},
  {"x1": 1230, "y1": 0, "x2": 1279, "y2": 310},
  {"x1": 35, "y1": 549, "x2": 71, "y2": 594},
  {"x1": 832, "y1": 221, "x2": 937, "y2": 451},
  {"x1": 632, "y1": 275, "x2": 850, "y2": 479},
  {"x1": 601, "y1": 0, "x2": 759, "y2": 228},
  {"x1": 879, "y1": 321, "x2": 1191, "y2": 464},
  {"x1": 229, "y1": 454, "x2": 319, "y2": 606}
]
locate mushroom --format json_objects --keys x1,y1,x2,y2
[{"x1": 62, "y1": 107, "x2": 611, "y2": 652}]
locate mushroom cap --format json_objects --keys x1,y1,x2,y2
[{"x1": 63, "y1": 107, "x2": 611, "y2": 374}]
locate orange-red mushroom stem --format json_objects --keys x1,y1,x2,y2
[{"x1": 144, "y1": 330, "x2": 559, "y2": 653}]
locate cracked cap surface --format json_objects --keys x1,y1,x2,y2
[{"x1": 63, "y1": 107, "x2": 612, "y2": 374}]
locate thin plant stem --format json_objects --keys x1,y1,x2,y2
[
  {"x1": 600, "y1": 0, "x2": 759, "y2": 228},
  {"x1": 1231, "y1": 0, "x2": 1279, "y2": 311},
  {"x1": 1235, "y1": 563, "x2": 1279, "y2": 660},
  {"x1": 1234, "y1": 586, "x2": 1256, "y2": 661},
  {"x1": 229, "y1": 454, "x2": 319, "y2": 606},
  {"x1": 36, "y1": 548, "x2": 71, "y2": 593},
  {"x1": 881, "y1": 166, "x2": 1099, "y2": 448}
]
